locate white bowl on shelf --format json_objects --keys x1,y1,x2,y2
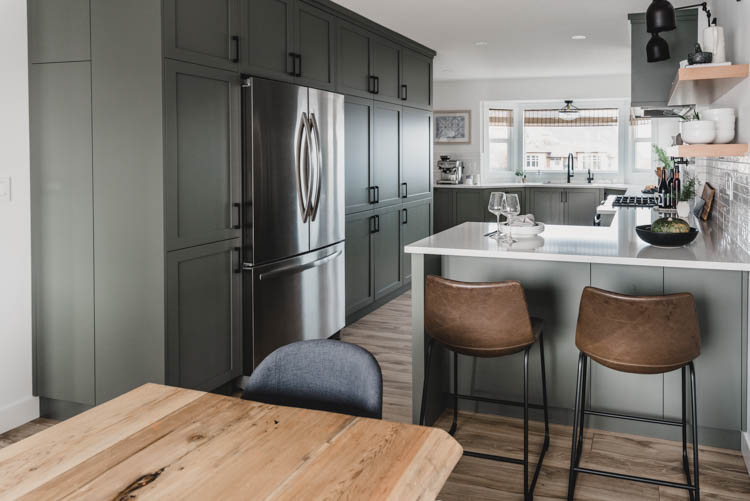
[
  {"x1": 681, "y1": 120, "x2": 716, "y2": 144},
  {"x1": 702, "y1": 108, "x2": 735, "y2": 120},
  {"x1": 713, "y1": 128, "x2": 736, "y2": 144}
]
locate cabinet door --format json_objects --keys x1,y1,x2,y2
[
  {"x1": 345, "y1": 211, "x2": 374, "y2": 315},
  {"x1": 482, "y1": 189, "x2": 524, "y2": 222},
  {"x1": 456, "y1": 189, "x2": 482, "y2": 225},
  {"x1": 565, "y1": 188, "x2": 600, "y2": 226},
  {"x1": 243, "y1": 0, "x2": 295, "y2": 82},
  {"x1": 372, "y1": 101, "x2": 402, "y2": 208},
  {"x1": 371, "y1": 37, "x2": 401, "y2": 104},
  {"x1": 433, "y1": 188, "x2": 455, "y2": 233},
  {"x1": 336, "y1": 21, "x2": 372, "y2": 99},
  {"x1": 345, "y1": 96, "x2": 374, "y2": 214},
  {"x1": 401, "y1": 48, "x2": 432, "y2": 109},
  {"x1": 164, "y1": 0, "x2": 240, "y2": 71},
  {"x1": 29, "y1": 0, "x2": 91, "y2": 63},
  {"x1": 166, "y1": 239, "x2": 242, "y2": 391},
  {"x1": 402, "y1": 107, "x2": 432, "y2": 202},
  {"x1": 295, "y1": 0, "x2": 335, "y2": 90},
  {"x1": 165, "y1": 60, "x2": 242, "y2": 251},
  {"x1": 373, "y1": 205, "x2": 403, "y2": 299},
  {"x1": 529, "y1": 189, "x2": 564, "y2": 225},
  {"x1": 401, "y1": 199, "x2": 432, "y2": 284}
]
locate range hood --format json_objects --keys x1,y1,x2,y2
[{"x1": 631, "y1": 106, "x2": 691, "y2": 119}]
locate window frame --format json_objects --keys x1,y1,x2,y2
[{"x1": 631, "y1": 118, "x2": 655, "y2": 172}]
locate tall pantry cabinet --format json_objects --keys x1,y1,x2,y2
[{"x1": 29, "y1": 0, "x2": 434, "y2": 418}]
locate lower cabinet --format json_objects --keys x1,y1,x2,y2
[
  {"x1": 565, "y1": 188, "x2": 602, "y2": 226},
  {"x1": 345, "y1": 210, "x2": 375, "y2": 315},
  {"x1": 433, "y1": 188, "x2": 455, "y2": 233},
  {"x1": 401, "y1": 198, "x2": 432, "y2": 284},
  {"x1": 373, "y1": 205, "x2": 403, "y2": 299},
  {"x1": 527, "y1": 188, "x2": 565, "y2": 225},
  {"x1": 528, "y1": 188, "x2": 602, "y2": 226},
  {"x1": 455, "y1": 189, "x2": 483, "y2": 225},
  {"x1": 166, "y1": 239, "x2": 242, "y2": 391}
]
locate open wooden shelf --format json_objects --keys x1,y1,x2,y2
[
  {"x1": 668, "y1": 143, "x2": 748, "y2": 158},
  {"x1": 668, "y1": 64, "x2": 749, "y2": 106}
]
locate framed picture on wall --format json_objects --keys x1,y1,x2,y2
[{"x1": 434, "y1": 110, "x2": 471, "y2": 144}]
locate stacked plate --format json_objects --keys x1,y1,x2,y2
[{"x1": 702, "y1": 108, "x2": 736, "y2": 144}]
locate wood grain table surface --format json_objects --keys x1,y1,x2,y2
[{"x1": 0, "y1": 384, "x2": 462, "y2": 500}]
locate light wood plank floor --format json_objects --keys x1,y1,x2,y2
[{"x1": 3, "y1": 291, "x2": 749, "y2": 500}]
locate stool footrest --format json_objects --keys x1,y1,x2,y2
[
  {"x1": 464, "y1": 450, "x2": 525, "y2": 465},
  {"x1": 573, "y1": 466, "x2": 697, "y2": 491},
  {"x1": 453, "y1": 393, "x2": 546, "y2": 411},
  {"x1": 583, "y1": 408, "x2": 683, "y2": 427}
]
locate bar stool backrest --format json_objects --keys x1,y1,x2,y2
[
  {"x1": 576, "y1": 286, "x2": 701, "y2": 374},
  {"x1": 425, "y1": 275, "x2": 534, "y2": 357}
]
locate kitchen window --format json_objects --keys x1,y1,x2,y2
[
  {"x1": 632, "y1": 117, "x2": 653, "y2": 171},
  {"x1": 487, "y1": 108, "x2": 514, "y2": 176}
]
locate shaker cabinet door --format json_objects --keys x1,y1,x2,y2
[
  {"x1": 401, "y1": 199, "x2": 432, "y2": 284},
  {"x1": 401, "y1": 48, "x2": 432, "y2": 109},
  {"x1": 166, "y1": 239, "x2": 242, "y2": 391},
  {"x1": 164, "y1": 0, "x2": 240, "y2": 71},
  {"x1": 401, "y1": 107, "x2": 432, "y2": 202},
  {"x1": 345, "y1": 211, "x2": 375, "y2": 315},
  {"x1": 433, "y1": 188, "x2": 456, "y2": 233},
  {"x1": 295, "y1": 0, "x2": 335, "y2": 90},
  {"x1": 371, "y1": 37, "x2": 401, "y2": 104},
  {"x1": 529, "y1": 189, "x2": 565, "y2": 225},
  {"x1": 345, "y1": 96, "x2": 374, "y2": 214},
  {"x1": 164, "y1": 60, "x2": 242, "y2": 251},
  {"x1": 372, "y1": 205, "x2": 403, "y2": 299},
  {"x1": 242, "y1": 0, "x2": 295, "y2": 82},
  {"x1": 565, "y1": 188, "x2": 600, "y2": 226},
  {"x1": 372, "y1": 101, "x2": 402, "y2": 208},
  {"x1": 336, "y1": 21, "x2": 372, "y2": 99}
]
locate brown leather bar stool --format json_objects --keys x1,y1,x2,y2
[
  {"x1": 419, "y1": 275, "x2": 549, "y2": 500},
  {"x1": 567, "y1": 287, "x2": 701, "y2": 501}
]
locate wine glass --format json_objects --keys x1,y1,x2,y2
[
  {"x1": 501, "y1": 193, "x2": 521, "y2": 243},
  {"x1": 487, "y1": 192, "x2": 506, "y2": 240}
]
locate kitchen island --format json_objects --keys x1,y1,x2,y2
[{"x1": 406, "y1": 207, "x2": 750, "y2": 449}]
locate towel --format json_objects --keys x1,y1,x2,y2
[{"x1": 509, "y1": 214, "x2": 536, "y2": 227}]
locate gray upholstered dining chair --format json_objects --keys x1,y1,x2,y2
[{"x1": 242, "y1": 339, "x2": 383, "y2": 419}]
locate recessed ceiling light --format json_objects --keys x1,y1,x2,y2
[
  {"x1": 571, "y1": 35, "x2": 587, "y2": 40},
  {"x1": 473, "y1": 41, "x2": 489, "y2": 46}
]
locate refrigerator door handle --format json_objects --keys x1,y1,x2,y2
[
  {"x1": 257, "y1": 249, "x2": 342, "y2": 281},
  {"x1": 309, "y1": 112, "x2": 323, "y2": 221},
  {"x1": 295, "y1": 112, "x2": 310, "y2": 222}
]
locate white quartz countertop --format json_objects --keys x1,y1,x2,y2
[
  {"x1": 434, "y1": 182, "x2": 637, "y2": 190},
  {"x1": 405, "y1": 208, "x2": 750, "y2": 272}
]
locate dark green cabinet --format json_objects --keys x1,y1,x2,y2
[
  {"x1": 336, "y1": 21, "x2": 372, "y2": 98},
  {"x1": 29, "y1": 0, "x2": 91, "y2": 63},
  {"x1": 401, "y1": 48, "x2": 431, "y2": 110},
  {"x1": 164, "y1": 60, "x2": 242, "y2": 251},
  {"x1": 455, "y1": 190, "x2": 483, "y2": 225},
  {"x1": 372, "y1": 37, "x2": 402, "y2": 104},
  {"x1": 433, "y1": 188, "x2": 456, "y2": 233},
  {"x1": 166, "y1": 239, "x2": 242, "y2": 391},
  {"x1": 344, "y1": 96, "x2": 374, "y2": 214},
  {"x1": 402, "y1": 107, "x2": 432, "y2": 202},
  {"x1": 164, "y1": 0, "x2": 240, "y2": 71},
  {"x1": 566, "y1": 188, "x2": 601, "y2": 226},
  {"x1": 242, "y1": 0, "x2": 334, "y2": 89},
  {"x1": 401, "y1": 199, "x2": 432, "y2": 284},
  {"x1": 528, "y1": 188, "x2": 565, "y2": 225},
  {"x1": 373, "y1": 101, "x2": 402, "y2": 208},
  {"x1": 345, "y1": 211, "x2": 375, "y2": 315},
  {"x1": 373, "y1": 205, "x2": 403, "y2": 299}
]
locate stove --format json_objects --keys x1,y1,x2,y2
[{"x1": 612, "y1": 195, "x2": 659, "y2": 208}]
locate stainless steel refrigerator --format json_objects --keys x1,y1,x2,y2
[{"x1": 241, "y1": 77, "x2": 345, "y2": 373}]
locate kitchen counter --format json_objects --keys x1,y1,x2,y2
[
  {"x1": 410, "y1": 204, "x2": 749, "y2": 450},
  {"x1": 434, "y1": 182, "x2": 636, "y2": 190}
]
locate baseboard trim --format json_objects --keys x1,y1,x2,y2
[
  {"x1": 742, "y1": 431, "x2": 750, "y2": 475},
  {"x1": 0, "y1": 395, "x2": 40, "y2": 434}
]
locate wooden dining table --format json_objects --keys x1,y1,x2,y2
[{"x1": 0, "y1": 383, "x2": 462, "y2": 500}]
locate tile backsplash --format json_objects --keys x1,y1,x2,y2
[{"x1": 693, "y1": 156, "x2": 750, "y2": 254}]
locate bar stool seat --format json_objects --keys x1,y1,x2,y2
[
  {"x1": 567, "y1": 286, "x2": 702, "y2": 501},
  {"x1": 420, "y1": 275, "x2": 550, "y2": 500}
]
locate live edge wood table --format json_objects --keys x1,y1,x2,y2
[{"x1": 0, "y1": 384, "x2": 462, "y2": 500}]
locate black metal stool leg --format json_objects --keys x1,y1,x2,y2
[
  {"x1": 681, "y1": 366, "x2": 694, "y2": 501},
  {"x1": 689, "y1": 362, "x2": 700, "y2": 501},
  {"x1": 419, "y1": 338, "x2": 435, "y2": 426},
  {"x1": 577, "y1": 355, "x2": 588, "y2": 466},
  {"x1": 523, "y1": 347, "x2": 530, "y2": 500},
  {"x1": 449, "y1": 350, "x2": 458, "y2": 436},
  {"x1": 539, "y1": 332, "x2": 550, "y2": 450},
  {"x1": 567, "y1": 352, "x2": 585, "y2": 501}
]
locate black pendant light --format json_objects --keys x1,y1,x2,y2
[
  {"x1": 646, "y1": 33, "x2": 670, "y2": 62},
  {"x1": 646, "y1": 0, "x2": 676, "y2": 33}
]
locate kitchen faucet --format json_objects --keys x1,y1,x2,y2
[{"x1": 567, "y1": 153, "x2": 574, "y2": 183}]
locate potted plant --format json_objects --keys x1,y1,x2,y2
[{"x1": 515, "y1": 168, "x2": 526, "y2": 183}]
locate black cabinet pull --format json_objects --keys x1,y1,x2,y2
[
  {"x1": 401, "y1": 182, "x2": 407, "y2": 198},
  {"x1": 369, "y1": 215, "x2": 377, "y2": 233},
  {"x1": 288, "y1": 52, "x2": 297, "y2": 76},
  {"x1": 401, "y1": 84, "x2": 407, "y2": 100},
  {"x1": 402, "y1": 208, "x2": 408, "y2": 224},
  {"x1": 233, "y1": 247, "x2": 242, "y2": 273},
  {"x1": 233, "y1": 202, "x2": 242, "y2": 229},
  {"x1": 296, "y1": 54, "x2": 302, "y2": 77},
  {"x1": 231, "y1": 35, "x2": 240, "y2": 63},
  {"x1": 368, "y1": 186, "x2": 376, "y2": 204},
  {"x1": 374, "y1": 185, "x2": 380, "y2": 203},
  {"x1": 375, "y1": 215, "x2": 380, "y2": 232},
  {"x1": 373, "y1": 76, "x2": 379, "y2": 94},
  {"x1": 368, "y1": 75, "x2": 376, "y2": 94}
]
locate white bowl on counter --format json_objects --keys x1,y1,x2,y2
[
  {"x1": 681, "y1": 120, "x2": 716, "y2": 144},
  {"x1": 499, "y1": 222, "x2": 545, "y2": 238}
]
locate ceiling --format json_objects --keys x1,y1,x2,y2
[{"x1": 335, "y1": 0, "x2": 700, "y2": 81}]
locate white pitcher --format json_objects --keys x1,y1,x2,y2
[{"x1": 703, "y1": 25, "x2": 726, "y2": 64}]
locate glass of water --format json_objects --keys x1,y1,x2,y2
[
  {"x1": 487, "y1": 192, "x2": 506, "y2": 240},
  {"x1": 501, "y1": 193, "x2": 521, "y2": 243}
]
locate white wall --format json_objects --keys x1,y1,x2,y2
[{"x1": 0, "y1": 0, "x2": 39, "y2": 433}]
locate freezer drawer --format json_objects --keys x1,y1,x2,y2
[{"x1": 244, "y1": 242, "x2": 345, "y2": 372}]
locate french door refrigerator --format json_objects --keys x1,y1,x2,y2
[{"x1": 242, "y1": 77, "x2": 345, "y2": 373}]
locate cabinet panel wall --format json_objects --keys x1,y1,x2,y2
[
  {"x1": 402, "y1": 107, "x2": 432, "y2": 202},
  {"x1": 345, "y1": 211, "x2": 375, "y2": 315},
  {"x1": 166, "y1": 239, "x2": 242, "y2": 391},
  {"x1": 401, "y1": 199, "x2": 432, "y2": 284},
  {"x1": 295, "y1": 1, "x2": 335, "y2": 90},
  {"x1": 164, "y1": 0, "x2": 240, "y2": 71},
  {"x1": 373, "y1": 205, "x2": 403, "y2": 299},
  {"x1": 164, "y1": 60, "x2": 242, "y2": 251},
  {"x1": 371, "y1": 37, "x2": 401, "y2": 104},
  {"x1": 243, "y1": 0, "x2": 295, "y2": 81},
  {"x1": 401, "y1": 48, "x2": 432, "y2": 109},
  {"x1": 335, "y1": 21, "x2": 372, "y2": 98},
  {"x1": 30, "y1": 62, "x2": 95, "y2": 406},
  {"x1": 28, "y1": 0, "x2": 91, "y2": 63},
  {"x1": 344, "y1": 96, "x2": 374, "y2": 214},
  {"x1": 372, "y1": 101, "x2": 402, "y2": 208}
]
